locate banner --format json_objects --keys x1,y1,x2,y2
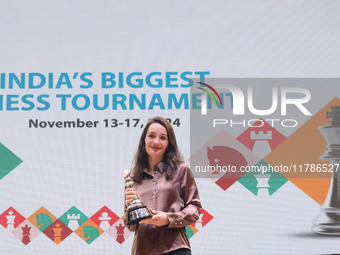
[{"x1": 1, "y1": 1, "x2": 340, "y2": 254}]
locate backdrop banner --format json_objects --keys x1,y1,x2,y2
[{"x1": 1, "y1": 1, "x2": 340, "y2": 254}]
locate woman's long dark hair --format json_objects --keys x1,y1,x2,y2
[{"x1": 132, "y1": 116, "x2": 183, "y2": 183}]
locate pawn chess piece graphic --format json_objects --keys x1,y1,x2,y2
[
  {"x1": 99, "y1": 212, "x2": 111, "y2": 231},
  {"x1": 21, "y1": 224, "x2": 31, "y2": 245},
  {"x1": 312, "y1": 106, "x2": 340, "y2": 235},
  {"x1": 123, "y1": 169, "x2": 152, "y2": 225},
  {"x1": 6, "y1": 210, "x2": 16, "y2": 231}
]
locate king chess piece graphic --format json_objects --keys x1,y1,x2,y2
[
  {"x1": 312, "y1": 106, "x2": 340, "y2": 235},
  {"x1": 5, "y1": 210, "x2": 16, "y2": 231},
  {"x1": 53, "y1": 223, "x2": 63, "y2": 244}
]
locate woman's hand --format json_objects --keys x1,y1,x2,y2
[
  {"x1": 125, "y1": 188, "x2": 140, "y2": 207},
  {"x1": 140, "y1": 209, "x2": 169, "y2": 227}
]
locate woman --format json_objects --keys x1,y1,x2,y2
[{"x1": 125, "y1": 116, "x2": 202, "y2": 255}]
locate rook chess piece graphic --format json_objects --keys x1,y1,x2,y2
[
  {"x1": 312, "y1": 106, "x2": 340, "y2": 235},
  {"x1": 67, "y1": 213, "x2": 80, "y2": 231},
  {"x1": 251, "y1": 130, "x2": 272, "y2": 158}
]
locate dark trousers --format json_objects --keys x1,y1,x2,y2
[{"x1": 162, "y1": 248, "x2": 192, "y2": 255}]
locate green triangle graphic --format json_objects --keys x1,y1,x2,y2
[{"x1": 0, "y1": 143, "x2": 23, "y2": 180}]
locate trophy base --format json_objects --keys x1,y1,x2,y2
[
  {"x1": 312, "y1": 207, "x2": 340, "y2": 236},
  {"x1": 127, "y1": 205, "x2": 152, "y2": 225}
]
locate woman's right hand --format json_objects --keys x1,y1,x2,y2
[{"x1": 125, "y1": 188, "x2": 140, "y2": 207}]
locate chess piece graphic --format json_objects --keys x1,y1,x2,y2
[
  {"x1": 98, "y1": 212, "x2": 111, "y2": 231},
  {"x1": 312, "y1": 106, "x2": 340, "y2": 235},
  {"x1": 116, "y1": 223, "x2": 125, "y2": 244},
  {"x1": 122, "y1": 169, "x2": 152, "y2": 225},
  {"x1": 251, "y1": 130, "x2": 272, "y2": 197},
  {"x1": 21, "y1": 224, "x2": 31, "y2": 245},
  {"x1": 254, "y1": 165, "x2": 271, "y2": 197},
  {"x1": 53, "y1": 223, "x2": 63, "y2": 244},
  {"x1": 194, "y1": 214, "x2": 204, "y2": 231},
  {"x1": 36, "y1": 213, "x2": 52, "y2": 231},
  {"x1": 6, "y1": 211, "x2": 16, "y2": 231},
  {"x1": 67, "y1": 213, "x2": 80, "y2": 231},
  {"x1": 251, "y1": 130, "x2": 272, "y2": 158},
  {"x1": 254, "y1": 174, "x2": 271, "y2": 197},
  {"x1": 207, "y1": 145, "x2": 248, "y2": 191},
  {"x1": 83, "y1": 225, "x2": 100, "y2": 244}
]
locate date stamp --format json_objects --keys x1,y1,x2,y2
[{"x1": 28, "y1": 118, "x2": 181, "y2": 129}]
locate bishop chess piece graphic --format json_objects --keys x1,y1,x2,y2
[
  {"x1": 6, "y1": 210, "x2": 16, "y2": 231},
  {"x1": 312, "y1": 106, "x2": 340, "y2": 235},
  {"x1": 123, "y1": 169, "x2": 152, "y2": 225}
]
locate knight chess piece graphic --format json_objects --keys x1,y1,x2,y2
[
  {"x1": 122, "y1": 169, "x2": 152, "y2": 225},
  {"x1": 312, "y1": 106, "x2": 340, "y2": 235}
]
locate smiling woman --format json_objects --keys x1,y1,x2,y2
[{"x1": 124, "y1": 116, "x2": 202, "y2": 255}]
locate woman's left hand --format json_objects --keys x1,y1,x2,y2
[{"x1": 140, "y1": 209, "x2": 169, "y2": 227}]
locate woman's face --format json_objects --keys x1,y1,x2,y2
[{"x1": 145, "y1": 123, "x2": 169, "y2": 161}]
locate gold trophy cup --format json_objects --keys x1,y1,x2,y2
[{"x1": 123, "y1": 170, "x2": 152, "y2": 225}]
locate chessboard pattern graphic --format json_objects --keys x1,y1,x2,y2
[
  {"x1": 190, "y1": 98, "x2": 340, "y2": 201},
  {"x1": 0, "y1": 206, "x2": 213, "y2": 245}
]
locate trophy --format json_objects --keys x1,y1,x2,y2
[
  {"x1": 312, "y1": 106, "x2": 340, "y2": 235},
  {"x1": 122, "y1": 170, "x2": 152, "y2": 225}
]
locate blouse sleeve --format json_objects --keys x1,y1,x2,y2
[{"x1": 166, "y1": 164, "x2": 202, "y2": 228}]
